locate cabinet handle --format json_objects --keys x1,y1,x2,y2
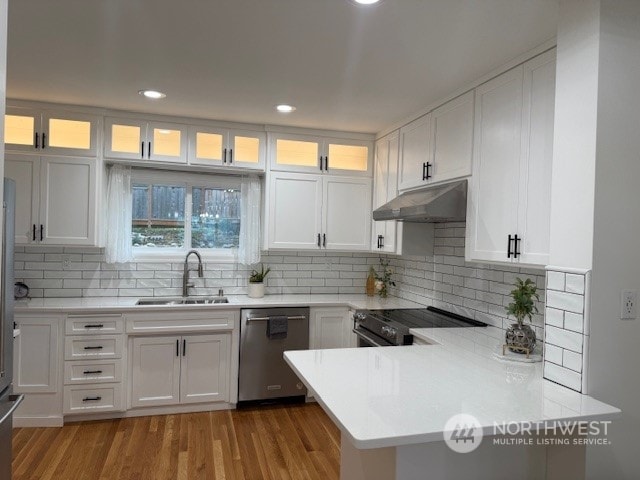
[
  {"x1": 323, "y1": 233, "x2": 326, "y2": 248},
  {"x1": 82, "y1": 396, "x2": 102, "y2": 402},
  {"x1": 514, "y1": 235, "x2": 521, "y2": 258},
  {"x1": 148, "y1": 141, "x2": 151, "y2": 159},
  {"x1": 182, "y1": 339, "x2": 186, "y2": 356},
  {"x1": 141, "y1": 142, "x2": 145, "y2": 158},
  {"x1": 84, "y1": 324, "x2": 104, "y2": 329},
  {"x1": 229, "y1": 149, "x2": 233, "y2": 164},
  {"x1": 176, "y1": 339, "x2": 179, "y2": 357},
  {"x1": 42, "y1": 132, "x2": 46, "y2": 149},
  {"x1": 422, "y1": 163, "x2": 428, "y2": 180},
  {"x1": 324, "y1": 156, "x2": 328, "y2": 171},
  {"x1": 32, "y1": 224, "x2": 36, "y2": 241},
  {"x1": 223, "y1": 148, "x2": 227, "y2": 163},
  {"x1": 319, "y1": 156, "x2": 323, "y2": 171},
  {"x1": 379, "y1": 235, "x2": 384, "y2": 249},
  {"x1": 83, "y1": 370, "x2": 103, "y2": 375},
  {"x1": 83, "y1": 345, "x2": 103, "y2": 350},
  {"x1": 425, "y1": 162, "x2": 432, "y2": 180},
  {"x1": 40, "y1": 224, "x2": 44, "y2": 241},
  {"x1": 34, "y1": 132, "x2": 39, "y2": 149},
  {"x1": 317, "y1": 233, "x2": 321, "y2": 248},
  {"x1": 507, "y1": 235, "x2": 513, "y2": 258}
]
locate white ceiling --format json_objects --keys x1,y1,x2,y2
[{"x1": 6, "y1": 0, "x2": 558, "y2": 134}]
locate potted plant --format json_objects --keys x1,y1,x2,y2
[
  {"x1": 248, "y1": 264, "x2": 271, "y2": 298},
  {"x1": 505, "y1": 277, "x2": 539, "y2": 354},
  {"x1": 375, "y1": 259, "x2": 396, "y2": 298}
]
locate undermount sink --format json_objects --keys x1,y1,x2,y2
[{"x1": 136, "y1": 296, "x2": 229, "y2": 306}]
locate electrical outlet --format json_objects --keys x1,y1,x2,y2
[
  {"x1": 621, "y1": 290, "x2": 637, "y2": 319},
  {"x1": 62, "y1": 254, "x2": 72, "y2": 271}
]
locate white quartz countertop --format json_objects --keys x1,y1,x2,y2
[
  {"x1": 284, "y1": 327, "x2": 621, "y2": 450},
  {"x1": 14, "y1": 294, "x2": 423, "y2": 313}
]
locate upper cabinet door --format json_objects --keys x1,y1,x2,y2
[
  {"x1": 517, "y1": 50, "x2": 556, "y2": 266},
  {"x1": 39, "y1": 157, "x2": 97, "y2": 245},
  {"x1": 466, "y1": 66, "x2": 524, "y2": 263},
  {"x1": 267, "y1": 172, "x2": 323, "y2": 250},
  {"x1": 227, "y1": 129, "x2": 266, "y2": 170},
  {"x1": 398, "y1": 113, "x2": 432, "y2": 191},
  {"x1": 42, "y1": 111, "x2": 99, "y2": 157},
  {"x1": 4, "y1": 107, "x2": 40, "y2": 152},
  {"x1": 5, "y1": 108, "x2": 98, "y2": 157},
  {"x1": 324, "y1": 138, "x2": 371, "y2": 176},
  {"x1": 269, "y1": 133, "x2": 322, "y2": 174},
  {"x1": 429, "y1": 91, "x2": 474, "y2": 183},
  {"x1": 105, "y1": 117, "x2": 146, "y2": 160},
  {"x1": 322, "y1": 176, "x2": 372, "y2": 251},
  {"x1": 5, "y1": 155, "x2": 40, "y2": 244},
  {"x1": 148, "y1": 122, "x2": 188, "y2": 163},
  {"x1": 372, "y1": 132, "x2": 399, "y2": 253},
  {"x1": 188, "y1": 126, "x2": 226, "y2": 166}
]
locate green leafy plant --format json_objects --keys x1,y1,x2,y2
[
  {"x1": 249, "y1": 264, "x2": 271, "y2": 283},
  {"x1": 375, "y1": 258, "x2": 396, "y2": 298},
  {"x1": 506, "y1": 277, "x2": 540, "y2": 325}
]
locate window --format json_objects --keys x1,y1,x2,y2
[{"x1": 131, "y1": 170, "x2": 241, "y2": 258}]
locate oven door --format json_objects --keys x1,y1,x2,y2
[{"x1": 353, "y1": 328, "x2": 394, "y2": 347}]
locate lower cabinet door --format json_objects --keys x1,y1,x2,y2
[
  {"x1": 179, "y1": 334, "x2": 230, "y2": 404},
  {"x1": 131, "y1": 336, "x2": 181, "y2": 408},
  {"x1": 309, "y1": 308, "x2": 352, "y2": 349}
]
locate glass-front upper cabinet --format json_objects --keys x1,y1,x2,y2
[
  {"x1": 188, "y1": 126, "x2": 265, "y2": 170},
  {"x1": 105, "y1": 117, "x2": 188, "y2": 163},
  {"x1": 5, "y1": 107, "x2": 99, "y2": 156},
  {"x1": 269, "y1": 132, "x2": 372, "y2": 176}
]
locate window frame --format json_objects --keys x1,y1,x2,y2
[{"x1": 131, "y1": 169, "x2": 242, "y2": 262}]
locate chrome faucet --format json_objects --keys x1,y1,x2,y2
[{"x1": 182, "y1": 250, "x2": 204, "y2": 297}]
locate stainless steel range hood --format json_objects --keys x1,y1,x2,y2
[{"x1": 373, "y1": 179, "x2": 467, "y2": 223}]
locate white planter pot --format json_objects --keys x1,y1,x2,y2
[{"x1": 248, "y1": 282, "x2": 265, "y2": 298}]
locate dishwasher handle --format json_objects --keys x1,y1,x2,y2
[{"x1": 246, "y1": 315, "x2": 307, "y2": 323}]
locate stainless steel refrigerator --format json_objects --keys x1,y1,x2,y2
[{"x1": 0, "y1": 178, "x2": 24, "y2": 479}]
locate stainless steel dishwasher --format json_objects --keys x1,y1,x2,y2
[{"x1": 238, "y1": 307, "x2": 309, "y2": 404}]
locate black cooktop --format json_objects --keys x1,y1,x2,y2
[{"x1": 366, "y1": 306, "x2": 487, "y2": 329}]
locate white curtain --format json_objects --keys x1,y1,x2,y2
[
  {"x1": 105, "y1": 165, "x2": 133, "y2": 263},
  {"x1": 238, "y1": 175, "x2": 261, "y2": 265}
]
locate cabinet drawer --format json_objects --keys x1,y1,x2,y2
[
  {"x1": 64, "y1": 360, "x2": 123, "y2": 385},
  {"x1": 126, "y1": 310, "x2": 238, "y2": 334},
  {"x1": 63, "y1": 384, "x2": 123, "y2": 414},
  {"x1": 66, "y1": 314, "x2": 124, "y2": 335},
  {"x1": 64, "y1": 335, "x2": 123, "y2": 360}
]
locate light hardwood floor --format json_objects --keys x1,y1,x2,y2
[{"x1": 12, "y1": 403, "x2": 341, "y2": 480}]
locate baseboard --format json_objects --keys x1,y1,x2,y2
[
  {"x1": 64, "y1": 402, "x2": 236, "y2": 423},
  {"x1": 14, "y1": 416, "x2": 64, "y2": 428}
]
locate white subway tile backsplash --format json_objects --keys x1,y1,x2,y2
[
  {"x1": 544, "y1": 344, "x2": 563, "y2": 364},
  {"x1": 546, "y1": 271, "x2": 566, "y2": 291},
  {"x1": 562, "y1": 349, "x2": 583, "y2": 373},
  {"x1": 545, "y1": 307, "x2": 564, "y2": 327},
  {"x1": 545, "y1": 325, "x2": 583, "y2": 353},
  {"x1": 544, "y1": 362, "x2": 582, "y2": 392},
  {"x1": 546, "y1": 290, "x2": 584, "y2": 314},
  {"x1": 563, "y1": 312, "x2": 584, "y2": 333},
  {"x1": 565, "y1": 274, "x2": 585, "y2": 295}
]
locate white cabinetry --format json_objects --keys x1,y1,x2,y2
[
  {"x1": 466, "y1": 49, "x2": 556, "y2": 266},
  {"x1": 267, "y1": 172, "x2": 371, "y2": 251},
  {"x1": 130, "y1": 334, "x2": 230, "y2": 407},
  {"x1": 309, "y1": 308, "x2": 355, "y2": 349},
  {"x1": 5, "y1": 154, "x2": 98, "y2": 245},
  {"x1": 398, "y1": 92, "x2": 474, "y2": 192},
  {"x1": 13, "y1": 314, "x2": 64, "y2": 426},
  {"x1": 372, "y1": 132, "x2": 400, "y2": 253},
  {"x1": 63, "y1": 314, "x2": 125, "y2": 415},
  {"x1": 105, "y1": 117, "x2": 188, "y2": 163},
  {"x1": 188, "y1": 126, "x2": 265, "y2": 170},
  {"x1": 5, "y1": 106, "x2": 99, "y2": 157},
  {"x1": 269, "y1": 132, "x2": 372, "y2": 176}
]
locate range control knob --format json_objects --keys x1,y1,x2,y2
[
  {"x1": 381, "y1": 326, "x2": 397, "y2": 338},
  {"x1": 354, "y1": 313, "x2": 367, "y2": 321}
]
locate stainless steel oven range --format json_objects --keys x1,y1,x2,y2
[{"x1": 353, "y1": 306, "x2": 487, "y2": 347}]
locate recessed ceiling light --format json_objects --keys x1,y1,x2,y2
[
  {"x1": 352, "y1": 0, "x2": 381, "y2": 4},
  {"x1": 276, "y1": 104, "x2": 296, "y2": 113},
  {"x1": 139, "y1": 89, "x2": 166, "y2": 99}
]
